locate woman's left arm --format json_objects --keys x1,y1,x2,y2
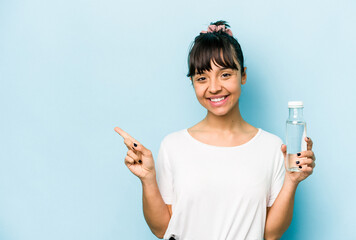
[{"x1": 264, "y1": 137, "x2": 316, "y2": 240}]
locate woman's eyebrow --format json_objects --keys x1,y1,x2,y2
[{"x1": 195, "y1": 67, "x2": 234, "y2": 75}]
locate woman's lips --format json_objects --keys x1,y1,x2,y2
[{"x1": 208, "y1": 95, "x2": 229, "y2": 107}]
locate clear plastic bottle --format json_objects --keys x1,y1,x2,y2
[{"x1": 286, "y1": 101, "x2": 307, "y2": 172}]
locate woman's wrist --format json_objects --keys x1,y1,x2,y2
[
  {"x1": 284, "y1": 173, "x2": 299, "y2": 189},
  {"x1": 140, "y1": 172, "x2": 157, "y2": 186}
]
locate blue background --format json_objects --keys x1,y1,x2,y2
[{"x1": 1, "y1": 0, "x2": 355, "y2": 239}]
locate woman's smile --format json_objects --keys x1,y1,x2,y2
[{"x1": 207, "y1": 94, "x2": 230, "y2": 107}]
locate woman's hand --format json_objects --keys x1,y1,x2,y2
[
  {"x1": 114, "y1": 126, "x2": 156, "y2": 181},
  {"x1": 281, "y1": 137, "x2": 316, "y2": 185}
]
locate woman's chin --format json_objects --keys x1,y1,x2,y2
[{"x1": 207, "y1": 107, "x2": 230, "y2": 115}]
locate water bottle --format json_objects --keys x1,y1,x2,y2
[{"x1": 286, "y1": 101, "x2": 307, "y2": 172}]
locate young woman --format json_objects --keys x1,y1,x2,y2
[{"x1": 115, "y1": 20, "x2": 316, "y2": 240}]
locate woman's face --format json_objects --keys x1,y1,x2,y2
[{"x1": 190, "y1": 59, "x2": 247, "y2": 116}]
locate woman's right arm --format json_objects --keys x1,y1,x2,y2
[
  {"x1": 114, "y1": 127, "x2": 171, "y2": 239},
  {"x1": 141, "y1": 175, "x2": 171, "y2": 239}
]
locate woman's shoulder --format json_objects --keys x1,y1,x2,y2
[
  {"x1": 259, "y1": 128, "x2": 284, "y2": 146},
  {"x1": 160, "y1": 128, "x2": 187, "y2": 146}
]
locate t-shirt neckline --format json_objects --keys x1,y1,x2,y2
[{"x1": 183, "y1": 128, "x2": 262, "y2": 149}]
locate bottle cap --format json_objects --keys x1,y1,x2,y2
[{"x1": 288, "y1": 101, "x2": 303, "y2": 108}]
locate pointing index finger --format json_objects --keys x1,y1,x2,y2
[
  {"x1": 114, "y1": 126, "x2": 131, "y2": 140},
  {"x1": 114, "y1": 126, "x2": 142, "y2": 150},
  {"x1": 114, "y1": 126, "x2": 140, "y2": 146}
]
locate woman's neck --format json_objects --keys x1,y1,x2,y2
[{"x1": 199, "y1": 104, "x2": 252, "y2": 134}]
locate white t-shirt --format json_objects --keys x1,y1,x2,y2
[{"x1": 155, "y1": 128, "x2": 285, "y2": 240}]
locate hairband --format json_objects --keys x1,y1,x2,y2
[{"x1": 200, "y1": 24, "x2": 233, "y2": 37}]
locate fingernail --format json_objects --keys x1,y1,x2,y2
[
  {"x1": 296, "y1": 161, "x2": 300, "y2": 164},
  {"x1": 139, "y1": 160, "x2": 142, "y2": 163},
  {"x1": 134, "y1": 143, "x2": 137, "y2": 147},
  {"x1": 297, "y1": 152, "x2": 301, "y2": 156},
  {"x1": 299, "y1": 166, "x2": 302, "y2": 169}
]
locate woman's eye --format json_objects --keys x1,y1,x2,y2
[
  {"x1": 196, "y1": 77, "x2": 205, "y2": 81},
  {"x1": 222, "y1": 73, "x2": 231, "y2": 78}
]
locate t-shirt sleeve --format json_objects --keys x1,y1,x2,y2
[
  {"x1": 267, "y1": 138, "x2": 286, "y2": 207},
  {"x1": 155, "y1": 138, "x2": 173, "y2": 204}
]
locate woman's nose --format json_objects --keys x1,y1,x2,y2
[{"x1": 208, "y1": 78, "x2": 222, "y2": 92}]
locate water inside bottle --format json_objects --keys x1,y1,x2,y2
[{"x1": 286, "y1": 121, "x2": 307, "y2": 172}]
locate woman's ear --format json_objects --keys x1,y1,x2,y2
[
  {"x1": 190, "y1": 77, "x2": 195, "y2": 88},
  {"x1": 241, "y1": 67, "x2": 247, "y2": 85}
]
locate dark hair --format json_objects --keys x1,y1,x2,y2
[{"x1": 186, "y1": 20, "x2": 245, "y2": 82}]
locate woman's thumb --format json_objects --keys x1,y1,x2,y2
[{"x1": 281, "y1": 144, "x2": 287, "y2": 159}]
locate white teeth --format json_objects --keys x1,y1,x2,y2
[{"x1": 210, "y1": 96, "x2": 226, "y2": 102}]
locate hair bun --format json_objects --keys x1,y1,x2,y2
[
  {"x1": 200, "y1": 20, "x2": 233, "y2": 37},
  {"x1": 210, "y1": 20, "x2": 231, "y2": 29}
]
